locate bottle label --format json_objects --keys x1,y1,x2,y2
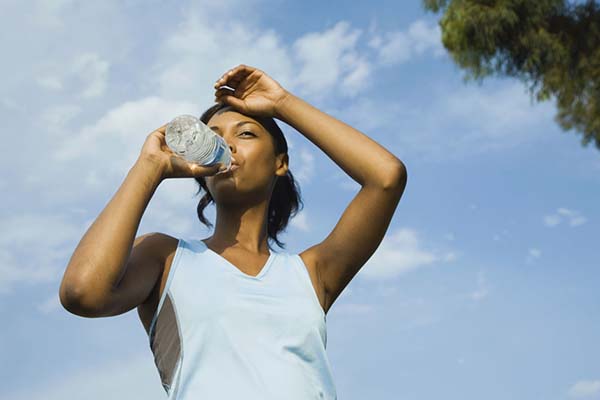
[{"x1": 206, "y1": 141, "x2": 226, "y2": 166}]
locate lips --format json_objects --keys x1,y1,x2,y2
[
  {"x1": 229, "y1": 156, "x2": 240, "y2": 170},
  {"x1": 215, "y1": 160, "x2": 240, "y2": 175}
]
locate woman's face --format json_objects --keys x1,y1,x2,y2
[{"x1": 204, "y1": 107, "x2": 287, "y2": 203}]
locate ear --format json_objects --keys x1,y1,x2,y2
[{"x1": 275, "y1": 153, "x2": 289, "y2": 177}]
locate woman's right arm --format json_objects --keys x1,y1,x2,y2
[
  {"x1": 59, "y1": 157, "x2": 165, "y2": 317},
  {"x1": 59, "y1": 123, "x2": 226, "y2": 318}
]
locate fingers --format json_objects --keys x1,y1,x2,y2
[
  {"x1": 155, "y1": 123, "x2": 168, "y2": 135},
  {"x1": 215, "y1": 92, "x2": 246, "y2": 110},
  {"x1": 214, "y1": 87, "x2": 246, "y2": 110},
  {"x1": 214, "y1": 87, "x2": 233, "y2": 106},
  {"x1": 215, "y1": 87, "x2": 235, "y2": 98},
  {"x1": 214, "y1": 64, "x2": 256, "y2": 89}
]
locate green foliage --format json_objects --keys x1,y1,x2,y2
[{"x1": 423, "y1": 0, "x2": 600, "y2": 150}]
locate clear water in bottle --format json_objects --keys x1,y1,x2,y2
[{"x1": 165, "y1": 114, "x2": 233, "y2": 173}]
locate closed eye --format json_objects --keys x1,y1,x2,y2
[{"x1": 240, "y1": 131, "x2": 255, "y2": 137}]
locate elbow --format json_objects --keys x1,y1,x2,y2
[
  {"x1": 380, "y1": 161, "x2": 407, "y2": 191},
  {"x1": 59, "y1": 281, "x2": 103, "y2": 318},
  {"x1": 59, "y1": 283, "x2": 87, "y2": 316},
  {"x1": 59, "y1": 285, "x2": 83, "y2": 316}
]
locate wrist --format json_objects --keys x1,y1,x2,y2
[
  {"x1": 133, "y1": 156, "x2": 165, "y2": 185},
  {"x1": 274, "y1": 90, "x2": 295, "y2": 121}
]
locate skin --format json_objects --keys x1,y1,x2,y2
[
  {"x1": 209, "y1": 65, "x2": 407, "y2": 314},
  {"x1": 202, "y1": 106, "x2": 289, "y2": 257},
  {"x1": 60, "y1": 64, "x2": 407, "y2": 322}
]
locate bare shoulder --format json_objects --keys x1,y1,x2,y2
[
  {"x1": 298, "y1": 245, "x2": 329, "y2": 315},
  {"x1": 132, "y1": 232, "x2": 179, "y2": 278}
]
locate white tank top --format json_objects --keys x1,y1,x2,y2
[{"x1": 147, "y1": 237, "x2": 337, "y2": 399}]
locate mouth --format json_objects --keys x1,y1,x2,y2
[{"x1": 214, "y1": 163, "x2": 240, "y2": 177}]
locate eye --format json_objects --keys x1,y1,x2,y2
[{"x1": 239, "y1": 131, "x2": 255, "y2": 137}]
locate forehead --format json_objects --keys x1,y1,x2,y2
[{"x1": 208, "y1": 108, "x2": 259, "y2": 127}]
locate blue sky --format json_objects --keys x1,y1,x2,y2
[{"x1": 1, "y1": 0, "x2": 599, "y2": 399}]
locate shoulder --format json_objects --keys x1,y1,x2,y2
[{"x1": 135, "y1": 232, "x2": 180, "y2": 268}]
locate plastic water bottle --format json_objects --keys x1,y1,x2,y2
[{"x1": 165, "y1": 114, "x2": 234, "y2": 174}]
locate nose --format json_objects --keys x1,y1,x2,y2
[{"x1": 227, "y1": 140, "x2": 237, "y2": 163}]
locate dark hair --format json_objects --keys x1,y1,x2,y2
[{"x1": 193, "y1": 103, "x2": 304, "y2": 251}]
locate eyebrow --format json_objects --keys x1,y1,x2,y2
[{"x1": 209, "y1": 120, "x2": 261, "y2": 132}]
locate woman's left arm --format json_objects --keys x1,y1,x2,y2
[
  {"x1": 275, "y1": 92, "x2": 406, "y2": 188},
  {"x1": 213, "y1": 64, "x2": 405, "y2": 187},
  {"x1": 214, "y1": 65, "x2": 407, "y2": 314},
  {"x1": 275, "y1": 92, "x2": 408, "y2": 313}
]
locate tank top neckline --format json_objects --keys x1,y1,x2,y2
[{"x1": 197, "y1": 239, "x2": 276, "y2": 280}]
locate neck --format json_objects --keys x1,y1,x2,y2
[{"x1": 205, "y1": 199, "x2": 271, "y2": 255}]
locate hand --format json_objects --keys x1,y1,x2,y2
[
  {"x1": 138, "y1": 124, "x2": 227, "y2": 180},
  {"x1": 213, "y1": 64, "x2": 290, "y2": 118}
]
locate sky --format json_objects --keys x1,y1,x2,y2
[{"x1": 1, "y1": 0, "x2": 599, "y2": 399}]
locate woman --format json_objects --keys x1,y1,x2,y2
[{"x1": 59, "y1": 64, "x2": 407, "y2": 399}]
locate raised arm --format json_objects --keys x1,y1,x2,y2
[
  {"x1": 274, "y1": 91, "x2": 407, "y2": 313},
  {"x1": 59, "y1": 124, "x2": 225, "y2": 317},
  {"x1": 214, "y1": 64, "x2": 407, "y2": 314},
  {"x1": 59, "y1": 156, "x2": 164, "y2": 317},
  {"x1": 213, "y1": 64, "x2": 406, "y2": 185}
]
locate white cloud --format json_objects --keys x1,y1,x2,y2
[
  {"x1": 35, "y1": 52, "x2": 110, "y2": 98},
  {"x1": 324, "y1": 78, "x2": 555, "y2": 164},
  {"x1": 407, "y1": 19, "x2": 446, "y2": 56},
  {"x1": 52, "y1": 96, "x2": 197, "y2": 171},
  {"x1": 394, "y1": 80, "x2": 556, "y2": 161},
  {"x1": 340, "y1": 53, "x2": 372, "y2": 96},
  {"x1": 439, "y1": 83, "x2": 551, "y2": 141},
  {"x1": 292, "y1": 21, "x2": 370, "y2": 99},
  {"x1": 151, "y1": 15, "x2": 376, "y2": 103},
  {"x1": 292, "y1": 146, "x2": 316, "y2": 186},
  {"x1": 6, "y1": 353, "x2": 165, "y2": 400},
  {"x1": 36, "y1": 75, "x2": 63, "y2": 90},
  {"x1": 368, "y1": 19, "x2": 445, "y2": 66},
  {"x1": 28, "y1": 0, "x2": 79, "y2": 30},
  {"x1": 72, "y1": 53, "x2": 110, "y2": 98},
  {"x1": 154, "y1": 15, "x2": 294, "y2": 105},
  {"x1": 146, "y1": 12, "x2": 448, "y2": 119},
  {"x1": 370, "y1": 30, "x2": 412, "y2": 65},
  {"x1": 1, "y1": 97, "x2": 215, "y2": 297},
  {"x1": 544, "y1": 207, "x2": 588, "y2": 227},
  {"x1": 0, "y1": 213, "x2": 83, "y2": 295},
  {"x1": 470, "y1": 270, "x2": 489, "y2": 301},
  {"x1": 1, "y1": 0, "x2": 127, "y2": 100},
  {"x1": 526, "y1": 247, "x2": 542, "y2": 264},
  {"x1": 568, "y1": 379, "x2": 600, "y2": 398},
  {"x1": 358, "y1": 228, "x2": 455, "y2": 280},
  {"x1": 38, "y1": 104, "x2": 82, "y2": 135}
]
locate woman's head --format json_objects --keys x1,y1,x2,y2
[{"x1": 194, "y1": 103, "x2": 303, "y2": 250}]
